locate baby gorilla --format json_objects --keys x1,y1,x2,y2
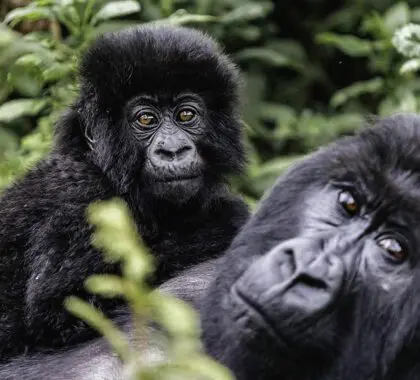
[
  {"x1": 0, "y1": 25, "x2": 249, "y2": 359},
  {"x1": 202, "y1": 113, "x2": 420, "y2": 380}
]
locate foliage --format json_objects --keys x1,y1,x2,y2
[
  {"x1": 2, "y1": 1, "x2": 420, "y2": 199},
  {"x1": 65, "y1": 198, "x2": 234, "y2": 380}
]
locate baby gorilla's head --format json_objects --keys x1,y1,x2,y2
[{"x1": 70, "y1": 25, "x2": 245, "y2": 203}]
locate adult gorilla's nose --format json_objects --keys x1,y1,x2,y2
[{"x1": 232, "y1": 237, "x2": 345, "y2": 329}]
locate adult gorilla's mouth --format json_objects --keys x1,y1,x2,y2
[{"x1": 230, "y1": 284, "x2": 297, "y2": 350}]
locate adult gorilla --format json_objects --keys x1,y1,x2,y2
[
  {"x1": 202, "y1": 113, "x2": 420, "y2": 380},
  {"x1": 2, "y1": 113, "x2": 420, "y2": 380}
]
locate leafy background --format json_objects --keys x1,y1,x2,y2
[
  {"x1": 1, "y1": 0, "x2": 420, "y2": 204},
  {"x1": 2, "y1": 1, "x2": 420, "y2": 379}
]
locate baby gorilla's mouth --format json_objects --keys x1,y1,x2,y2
[{"x1": 158, "y1": 174, "x2": 201, "y2": 183}]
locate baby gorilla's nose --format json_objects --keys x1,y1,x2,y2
[{"x1": 154, "y1": 144, "x2": 193, "y2": 163}]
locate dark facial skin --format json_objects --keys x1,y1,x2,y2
[
  {"x1": 126, "y1": 93, "x2": 205, "y2": 202},
  {"x1": 201, "y1": 114, "x2": 420, "y2": 380}
]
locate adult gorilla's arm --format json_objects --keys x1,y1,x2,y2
[{"x1": 0, "y1": 258, "x2": 221, "y2": 380}]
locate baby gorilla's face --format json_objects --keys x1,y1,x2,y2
[
  {"x1": 202, "y1": 115, "x2": 420, "y2": 380},
  {"x1": 125, "y1": 93, "x2": 206, "y2": 203}
]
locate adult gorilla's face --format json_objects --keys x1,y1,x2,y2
[{"x1": 201, "y1": 114, "x2": 420, "y2": 380}]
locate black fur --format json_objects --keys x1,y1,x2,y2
[
  {"x1": 201, "y1": 113, "x2": 420, "y2": 380},
  {"x1": 0, "y1": 25, "x2": 249, "y2": 359}
]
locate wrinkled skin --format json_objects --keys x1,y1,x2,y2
[
  {"x1": 201, "y1": 113, "x2": 420, "y2": 380},
  {"x1": 0, "y1": 25, "x2": 249, "y2": 360}
]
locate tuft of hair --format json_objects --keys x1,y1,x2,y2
[{"x1": 78, "y1": 24, "x2": 241, "y2": 117}]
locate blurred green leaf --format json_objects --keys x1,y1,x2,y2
[
  {"x1": 383, "y1": 2, "x2": 410, "y2": 33},
  {"x1": 330, "y1": 78, "x2": 384, "y2": 107},
  {"x1": 157, "y1": 11, "x2": 217, "y2": 26},
  {"x1": 91, "y1": 0, "x2": 141, "y2": 25},
  {"x1": 0, "y1": 99, "x2": 47, "y2": 123},
  {"x1": 85, "y1": 274, "x2": 127, "y2": 298},
  {"x1": 400, "y1": 58, "x2": 420, "y2": 74},
  {"x1": 235, "y1": 48, "x2": 302, "y2": 70},
  {"x1": 4, "y1": 6, "x2": 53, "y2": 26},
  {"x1": 0, "y1": 128, "x2": 19, "y2": 156},
  {"x1": 65, "y1": 296, "x2": 132, "y2": 361},
  {"x1": 220, "y1": 2, "x2": 273, "y2": 24},
  {"x1": 316, "y1": 33, "x2": 374, "y2": 57}
]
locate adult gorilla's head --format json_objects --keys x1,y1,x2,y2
[
  {"x1": 201, "y1": 114, "x2": 420, "y2": 380},
  {"x1": 55, "y1": 25, "x2": 244, "y2": 204}
]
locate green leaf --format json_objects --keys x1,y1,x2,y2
[
  {"x1": 0, "y1": 70, "x2": 12, "y2": 104},
  {"x1": 220, "y1": 2, "x2": 273, "y2": 24},
  {"x1": 84, "y1": 275, "x2": 126, "y2": 298},
  {"x1": 0, "y1": 128, "x2": 19, "y2": 156},
  {"x1": 154, "y1": 295, "x2": 199, "y2": 338},
  {"x1": 8, "y1": 55, "x2": 45, "y2": 97},
  {"x1": 248, "y1": 156, "x2": 304, "y2": 195},
  {"x1": 64, "y1": 296, "x2": 132, "y2": 361},
  {"x1": 0, "y1": 99, "x2": 47, "y2": 123},
  {"x1": 400, "y1": 58, "x2": 420, "y2": 74},
  {"x1": 155, "y1": 11, "x2": 217, "y2": 26},
  {"x1": 316, "y1": 33, "x2": 373, "y2": 57},
  {"x1": 86, "y1": 20, "x2": 139, "y2": 41},
  {"x1": 330, "y1": 78, "x2": 384, "y2": 108},
  {"x1": 4, "y1": 6, "x2": 53, "y2": 26},
  {"x1": 235, "y1": 48, "x2": 302, "y2": 70},
  {"x1": 384, "y1": 2, "x2": 410, "y2": 32},
  {"x1": 42, "y1": 63, "x2": 74, "y2": 82},
  {"x1": 91, "y1": 0, "x2": 141, "y2": 25}
]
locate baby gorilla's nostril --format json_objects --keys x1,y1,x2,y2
[{"x1": 154, "y1": 145, "x2": 193, "y2": 162}]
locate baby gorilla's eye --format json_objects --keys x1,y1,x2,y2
[
  {"x1": 338, "y1": 190, "x2": 359, "y2": 216},
  {"x1": 377, "y1": 237, "x2": 408, "y2": 262},
  {"x1": 138, "y1": 112, "x2": 156, "y2": 127},
  {"x1": 177, "y1": 108, "x2": 196, "y2": 123}
]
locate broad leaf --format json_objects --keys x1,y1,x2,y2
[
  {"x1": 156, "y1": 12, "x2": 217, "y2": 26},
  {"x1": 316, "y1": 33, "x2": 373, "y2": 57},
  {"x1": 91, "y1": 0, "x2": 141, "y2": 25},
  {"x1": 384, "y1": 2, "x2": 410, "y2": 32},
  {"x1": 400, "y1": 58, "x2": 420, "y2": 74},
  {"x1": 0, "y1": 99, "x2": 48, "y2": 123},
  {"x1": 330, "y1": 78, "x2": 384, "y2": 108},
  {"x1": 235, "y1": 48, "x2": 302, "y2": 70},
  {"x1": 220, "y1": 2, "x2": 273, "y2": 24},
  {"x1": 4, "y1": 6, "x2": 53, "y2": 27}
]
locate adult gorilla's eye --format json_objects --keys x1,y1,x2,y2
[
  {"x1": 377, "y1": 237, "x2": 407, "y2": 262},
  {"x1": 338, "y1": 190, "x2": 359, "y2": 216},
  {"x1": 177, "y1": 108, "x2": 196, "y2": 123},
  {"x1": 138, "y1": 112, "x2": 156, "y2": 127}
]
